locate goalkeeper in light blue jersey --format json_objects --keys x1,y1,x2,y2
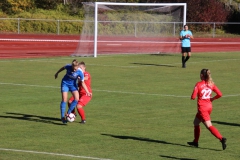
[
  {"x1": 179, "y1": 25, "x2": 194, "y2": 68},
  {"x1": 54, "y1": 59, "x2": 92, "y2": 124}
]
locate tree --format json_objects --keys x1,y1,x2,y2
[
  {"x1": 34, "y1": 0, "x2": 62, "y2": 10},
  {"x1": 185, "y1": 0, "x2": 229, "y2": 22},
  {"x1": 1, "y1": 0, "x2": 35, "y2": 14}
]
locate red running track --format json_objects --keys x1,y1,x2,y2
[{"x1": 0, "y1": 34, "x2": 239, "y2": 59}]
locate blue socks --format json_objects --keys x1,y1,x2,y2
[
  {"x1": 67, "y1": 100, "x2": 78, "y2": 115},
  {"x1": 60, "y1": 101, "x2": 66, "y2": 118}
]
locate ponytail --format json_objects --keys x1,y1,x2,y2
[{"x1": 200, "y1": 69, "x2": 214, "y2": 85}]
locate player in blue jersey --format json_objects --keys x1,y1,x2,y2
[
  {"x1": 179, "y1": 25, "x2": 194, "y2": 68},
  {"x1": 54, "y1": 59, "x2": 92, "y2": 124}
]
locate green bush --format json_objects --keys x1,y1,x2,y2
[{"x1": 0, "y1": 7, "x2": 84, "y2": 34}]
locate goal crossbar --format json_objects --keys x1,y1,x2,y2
[
  {"x1": 94, "y1": 2, "x2": 187, "y2": 57},
  {"x1": 73, "y1": 2, "x2": 187, "y2": 57}
]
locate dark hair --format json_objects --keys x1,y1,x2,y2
[{"x1": 72, "y1": 59, "x2": 77, "y2": 63}]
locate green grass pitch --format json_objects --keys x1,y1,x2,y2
[{"x1": 0, "y1": 52, "x2": 240, "y2": 160}]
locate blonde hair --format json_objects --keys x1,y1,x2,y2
[
  {"x1": 201, "y1": 69, "x2": 214, "y2": 85},
  {"x1": 72, "y1": 59, "x2": 79, "y2": 67},
  {"x1": 78, "y1": 61, "x2": 85, "y2": 66}
]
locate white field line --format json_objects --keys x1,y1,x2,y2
[
  {"x1": 0, "y1": 82, "x2": 239, "y2": 98},
  {"x1": 1, "y1": 38, "x2": 240, "y2": 44},
  {"x1": 0, "y1": 148, "x2": 113, "y2": 160}
]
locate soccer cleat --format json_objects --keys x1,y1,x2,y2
[
  {"x1": 80, "y1": 120, "x2": 86, "y2": 124},
  {"x1": 220, "y1": 137, "x2": 227, "y2": 150},
  {"x1": 182, "y1": 63, "x2": 186, "y2": 68},
  {"x1": 187, "y1": 141, "x2": 198, "y2": 147},
  {"x1": 61, "y1": 117, "x2": 67, "y2": 124}
]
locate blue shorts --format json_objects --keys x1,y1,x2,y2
[{"x1": 61, "y1": 83, "x2": 78, "y2": 92}]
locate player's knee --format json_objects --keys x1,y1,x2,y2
[{"x1": 77, "y1": 104, "x2": 83, "y2": 109}]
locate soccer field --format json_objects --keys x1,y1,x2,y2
[{"x1": 0, "y1": 52, "x2": 240, "y2": 160}]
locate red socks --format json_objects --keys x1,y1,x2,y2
[
  {"x1": 77, "y1": 107, "x2": 85, "y2": 120},
  {"x1": 193, "y1": 125, "x2": 222, "y2": 142},
  {"x1": 208, "y1": 126, "x2": 222, "y2": 140},
  {"x1": 194, "y1": 125, "x2": 200, "y2": 143}
]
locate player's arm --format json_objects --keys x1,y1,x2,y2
[
  {"x1": 179, "y1": 35, "x2": 183, "y2": 40},
  {"x1": 188, "y1": 31, "x2": 194, "y2": 39},
  {"x1": 179, "y1": 31, "x2": 185, "y2": 40},
  {"x1": 188, "y1": 34, "x2": 194, "y2": 39},
  {"x1": 81, "y1": 81, "x2": 92, "y2": 97},
  {"x1": 54, "y1": 66, "x2": 65, "y2": 79},
  {"x1": 210, "y1": 85, "x2": 222, "y2": 102},
  {"x1": 78, "y1": 71, "x2": 92, "y2": 96},
  {"x1": 84, "y1": 75, "x2": 89, "y2": 80},
  {"x1": 191, "y1": 84, "x2": 198, "y2": 100},
  {"x1": 179, "y1": 35, "x2": 184, "y2": 40}
]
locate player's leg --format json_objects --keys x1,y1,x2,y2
[
  {"x1": 68, "y1": 96, "x2": 76, "y2": 115},
  {"x1": 181, "y1": 48, "x2": 186, "y2": 68},
  {"x1": 204, "y1": 120, "x2": 227, "y2": 150},
  {"x1": 204, "y1": 121, "x2": 225, "y2": 140},
  {"x1": 60, "y1": 92, "x2": 68, "y2": 123},
  {"x1": 77, "y1": 95, "x2": 92, "y2": 124},
  {"x1": 202, "y1": 108, "x2": 227, "y2": 150},
  {"x1": 76, "y1": 104, "x2": 85, "y2": 123},
  {"x1": 203, "y1": 120, "x2": 220, "y2": 138},
  {"x1": 67, "y1": 90, "x2": 79, "y2": 115},
  {"x1": 202, "y1": 108, "x2": 222, "y2": 140},
  {"x1": 193, "y1": 116, "x2": 201, "y2": 143},
  {"x1": 184, "y1": 50, "x2": 191, "y2": 65},
  {"x1": 60, "y1": 84, "x2": 69, "y2": 124},
  {"x1": 187, "y1": 114, "x2": 201, "y2": 147}
]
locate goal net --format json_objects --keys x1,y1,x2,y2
[{"x1": 72, "y1": 2, "x2": 186, "y2": 57}]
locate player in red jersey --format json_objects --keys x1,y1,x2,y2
[
  {"x1": 68, "y1": 61, "x2": 92, "y2": 124},
  {"x1": 187, "y1": 69, "x2": 227, "y2": 150}
]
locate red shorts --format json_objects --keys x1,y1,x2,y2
[
  {"x1": 195, "y1": 106, "x2": 212, "y2": 122},
  {"x1": 69, "y1": 94, "x2": 92, "y2": 107}
]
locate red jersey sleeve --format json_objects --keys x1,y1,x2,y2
[
  {"x1": 191, "y1": 82, "x2": 198, "y2": 100},
  {"x1": 212, "y1": 85, "x2": 222, "y2": 99}
]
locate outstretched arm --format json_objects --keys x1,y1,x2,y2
[{"x1": 55, "y1": 66, "x2": 65, "y2": 79}]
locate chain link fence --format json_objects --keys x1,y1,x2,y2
[{"x1": 0, "y1": 18, "x2": 240, "y2": 38}]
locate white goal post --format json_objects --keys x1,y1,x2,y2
[{"x1": 72, "y1": 2, "x2": 187, "y2": 57}]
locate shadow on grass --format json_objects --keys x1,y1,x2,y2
[
  {"x1": 131, "y1": 62, "x2": 176, "y2": 67},
  {"x1": 160, "y1": 155, "x2": 197, "y2": 160},
  {"x1": 212, "y1": 120, "x2": 240, "y2": 127},
  {"x1": 0, "y1": 112, "x2": 64, "y2": 125},
  {"x1": 101, "y1": 133, "x2": 221, "y2": 151}
]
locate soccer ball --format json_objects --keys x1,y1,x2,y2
[{"x1": 67, "y1": 113, "x2": 76, "y2": 122}]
